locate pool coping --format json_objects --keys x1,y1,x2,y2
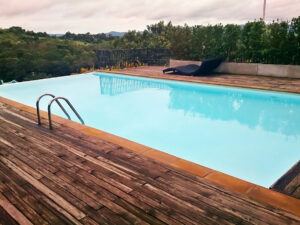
[{"x1": 1, "y1": 95, "x2": 300, "y2": 217}]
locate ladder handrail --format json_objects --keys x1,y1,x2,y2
[
  {"x1": 36, "y1": 93, "x2": 71, "y2": 125},
  {"x1": 48, "y1": 97, "x2": 84, "y2": 129}
]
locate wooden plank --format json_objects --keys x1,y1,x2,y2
[
  {"x1": 2, "y1": 190, "x2": 49, "y2": 225},
  {"x1": 0, "y1": 125, "x2": 72, "y2": 174},
  {"x1": 0, "y1": 151, "x2": 43, "y2": 180},
  {"x1": 0, "y1": 157, "x2": 86, "y2": 220},
  {"x1": 85, "y1": 206, "x2": 130, "y2": 225},
  {"x1": 271, "y1": 161, "x2": 300, "y2": 198},
  {"x1": 163, "y1": 171, "x2": 300, "y2": 223},
  {"x1": 0, "y1": 115, "x2": 24, "y2": 128},
  {"x1": 74, "y1": 169, "x2": 181, "y2": 225},
  {"x1": 38, "y1": 176, "x2": 89, "y2": 211},
  {"x1": 54, "y1": 164, "x2": 167, "y2": 225},
  {"x1": 0, "y1": 141, "x2": 103, "y2": 213},
  {"x1": 24, "y1": 186, "x2": 83, "y2": 225},
  {"x1": 1, "y1": 108, "x2": 35, "y2": 123},
  {"x1": 0, "y1": 140, "x2": 58, "y2": 175},
  {"x1": 0, "y1": 132, "x2": 157, "y2": 223},
  {"x1": 0, "y1": 116, "x2": 140, "y2": 184},
  {"x1": 0, "y1": 121, "x2": 144, "y2": 194},
  {"x1": 0, "y1": 142, "x2": 103, "y2": 211},
  {"x1": 26, "y1": 125, "x2": 141, "y2": 181},
  {"x1": 0, "y1": 127, "x2": 154, "y2": 205},
  {"x1": 0, "y1": 137, "x2": 121, "y2": 212},
  {"x1": 114, "y1": 198, "x2": 166, "y2": 225},
  {"x1": 0, "y1": 206, "x2": 19, "y2": 225},
  {"x1": 0, "y1": 134, "x2": 178, "y2": 224},
  {"x1": 0, "y1": 193, "x2": 33, "y2": 225},
  {"x1": 155, "y1": 176, "x2": 280, "y2": 225},
  {"x1": 0, "y1": 164, "x2": 65, "y2": 225},
  {"x1": 292, "y1": 186, "x2": 300, "y2": 199},
  {"x1": 142, "y1": 183, "x2": 226, "y2": 225},
  {"x1": 129, "y1": 190, "x2": 195, "y2": 225},
  {"x1": 44, "y1": 124, "x2": 170, "y2": 180},
  {"x1": 54, "y1": 171, "x2": 104, "y2": 210},
  {"x1": 80, "y1": 217, "x2": 102, "y2": 225},
  {"x1": 0, "y1": 137, "x2": 14, "y2": 148}
]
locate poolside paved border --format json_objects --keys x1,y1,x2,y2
[{"x1": 1, "y1": 96, "x2": 300, "y2": 218}]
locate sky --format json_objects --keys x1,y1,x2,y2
[{"x1": 0, "y1": 0, "x2": 299, "y2": 34}]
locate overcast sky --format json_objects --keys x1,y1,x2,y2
[{"x1": 0, "y1": 0, "x2": 299, "y2": 33}]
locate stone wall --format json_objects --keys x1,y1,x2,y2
[{"x1": 170, "y1": 59, "x2": 300, "y2": 78}]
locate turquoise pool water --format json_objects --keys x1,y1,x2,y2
[{"x1": 1, "y1": 72, "x2": 300, "y2": 187}]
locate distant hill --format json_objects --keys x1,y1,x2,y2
[
  {"x1": 107, "y1": 31, "x2": 125, "y2": 37},
  {"x1": 49, "y1": 32, "x2": 125, "y2": 37},
  {"x1": 49, "y1": 34, "x2": 64, "y2": 37},
  {"x1": 48, "y1": 31, "x2": 125, "y2": 43}
]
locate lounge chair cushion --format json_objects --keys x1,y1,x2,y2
[{"x1": 163, "y1": 57, "x2": 224, "y2": 76}]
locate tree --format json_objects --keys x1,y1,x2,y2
[
  {"x1": 241, "y1": 20, "x2": 267, "y2": 63},
  {"x1": 222, "y1": 24, "x2": 241, "y2": 61}
]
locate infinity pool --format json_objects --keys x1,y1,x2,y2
[{"x1": 1, "y1": 72, "x2": 300, "y2": 187}]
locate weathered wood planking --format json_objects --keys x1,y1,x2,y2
[
  {"x1": 271, "y1": 161, "x2": 300, "y2": 199},
  {"x1": 0, "y1": 103, "x2": 300, "y2": 224}
]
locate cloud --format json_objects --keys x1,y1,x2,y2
[
  {"x1": 0, "y1": 0, "x2": 299, "y2": 33},
  {"x1": 0, "y1": 0, "x2": 55, "y2": 16}
]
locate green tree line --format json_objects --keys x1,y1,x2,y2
[
  {"x1": 61, "y1": 31, "x2": 116, "y2": 43},
  {"x1": 0, "y1": 17, "x2": 299, "y2": 82},
  {"x1": 112, "y1": 17, "x2": 300, "y2": 65},
  {"x1": 0, "y1": 27, "x2": 97, "y2": 82}
]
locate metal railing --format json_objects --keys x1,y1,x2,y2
[
  {"x1": 36, "y1": 94, "x2": 84, "y2": 129},
  {"x1": 36, "y1": 94, "x2": 71, "y2": 125},
  {"x1": 47, "y1": 97, "x2": 84, "y2": 130}
]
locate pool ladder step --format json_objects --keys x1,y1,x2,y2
[{"x1": 36, "y1": 94, "x2": 84, "y2": 130}]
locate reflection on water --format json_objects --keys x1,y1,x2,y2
[
  {"x1": 98, "y1": 74, "x2": 300, "y2": 136},
  {"x1": 169, "y1": 86, "x2": 300, "y2": 136},
  {"x1": 99, "y1": 74, "x2": 170, "y2": 96}
]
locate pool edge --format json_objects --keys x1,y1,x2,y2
[
  {"x1": 99, "y1": 69, "x2": 300, "y2": 94},
  {"x1": 1, "y1": 96, "x2": 300, "y2": 217}
]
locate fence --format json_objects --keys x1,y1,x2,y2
[{"x1": 95, "y1": 48, "x2": 170, "y2": 68}]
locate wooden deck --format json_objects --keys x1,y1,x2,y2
[
  {"x1": 106, "y1": 66, "x2": 300, "y2": 94},
  {"x1": 271, "y1": 161, "x2": 300, "y2": 199},
  {"x1": 1, "y1": 101, "x2": 300, "y2": 224}
]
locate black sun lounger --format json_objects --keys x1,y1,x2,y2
[{"x1": 163, "y1": 57, "x2": 224, "y2": 76}]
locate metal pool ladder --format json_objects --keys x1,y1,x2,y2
[{"x1": 36, "y1": 94, "x2": 84, "y2": 130}]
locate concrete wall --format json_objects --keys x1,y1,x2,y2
[{"x1": 170, "y1": 59, "x2": 300, "y2": 78}]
